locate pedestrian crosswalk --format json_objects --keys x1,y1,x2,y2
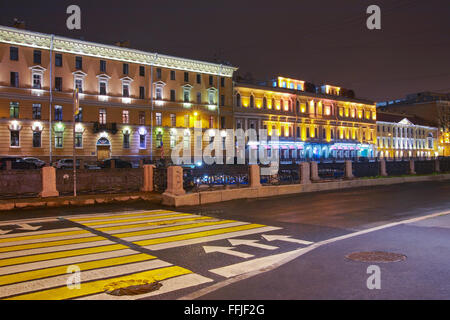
[{"x1": 0, "y1": 209, "x2": 282, "y2": 300}]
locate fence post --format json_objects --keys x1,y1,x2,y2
[
  {"x1": 409, "y1": 159, "x2": 416, "y2": 175},
  {"x1": 345, "y1": 160, "x2": 354, "y2": 179},
  {"x1": 310, "y1": 161, "x2": 320, "y2": 181},
  {"x1": 299, "y1": 162, "x2": 311, "y2": 184},
  {"x1": 163, "y1": 166, "x2": 185, "y2": 196},
  {"x1": 380, "y1": 159, "x2": 388, "y2": 176},
  {"x1": 249, "y1": 165, "x2": 261, "y2": 188},
  {"x1": 435, "y1": 158, "x2": 440, "y2": 173},
  {"x1": 141, "y1": 164, "x2": 155, "y2": 192},
  {"x1": 40, "y1": 166, "x2": 59, "y2": 198}
]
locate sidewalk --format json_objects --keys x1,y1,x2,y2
[{"x1": 0, "y1": 191, "x2": 162, "y2": 212}]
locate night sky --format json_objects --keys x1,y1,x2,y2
[{"x1": 1, "y1": 0, "x2": 449, "y2": 102}]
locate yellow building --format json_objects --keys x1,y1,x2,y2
[
  {"x1": 234, "y1": 77, "x2": 377, "y2": 160},
  {"x1": 0, "y1": 25, "x2": 237, "y2": 164}
]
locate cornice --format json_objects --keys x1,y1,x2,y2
[{"x1": 0, "y1": 25, "x2": 237, "y2": 77}]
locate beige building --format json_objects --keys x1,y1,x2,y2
[{"x1": 0, "y1": 25, "x2": 236, "y2": 164}]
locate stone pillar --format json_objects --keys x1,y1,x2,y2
[
  {"x1": 345, "y1": 160, "x2": 354, "y2": 179},
  {"x1": 299, "y1": 162, "x2": 311, "y2": 184},
  {"x1": 435, "y1": 158, "x2": 440, "y2": 173},
  {"x1": 409, "y1": 159, "x2": 416, "y2": 175},
  {"x1": 141, "y1": 164, "x2": 155, "y2": 192},
  {"x1": 163, "y1": 166, "x2": 185, "y2": 196},
  {"x1": 380, "y1": 159, "x2": 388, "y2": 176},
  {"x1": 310, "y1": 161, "x2": 320, "y2": 181},
  {"x1": 249, "y1": 165, "x2": 261, "y2": 188},
  {"x1": 40, "y1": 166, "x2": 59, "y2": 198}
]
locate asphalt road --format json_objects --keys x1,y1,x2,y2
[{"x1": 0, "y1": 180, "x2": 448, "y2": 300}]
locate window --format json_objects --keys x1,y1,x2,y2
[
  {"x1": 33, "y1": 50, "x2": 41, "y2": 64},
  {"x1": 220, "y1": 95, "x2": 225, "y2": 106},
  {"x1": 75, "y1": 107, "x2": 83, "y2": 122},
  {"x1": 99, "y1": 108, "x2": 106, "y2": 124},
  {"x1": 209, "y1": 75, "x2": 213, "y2": 86},
  {"x1": 209, "y1": 116, "x2": 214, "y2": 129},
  {"x1": 170, "y1": 134, "x2": 176, "y2": 149},
  {"x1": 100, "y1": 60, "x2": 106, "y2": 72},
  {"x1": 33, "y1": 74, "x2": 42, "y2": 89},
  {"x1": 123, "y1": 63, "x2": 129, "y2": 75},
  {"x1": 196, "y1": 92, "x2": 202, "y2": 104},
  {"x1": 263, "y1": 97, "x2": 267, "y2": 109},
  {"x1": 139, "y1": 112, "x2": 145, "y2": 125},
  {"x1": 75, "y1": 132, "x2": 83, "y2": 148},
  {"x1": 122, "y1": 110, "x2": 129, "y2": 124},
  {"x1": 139, "y1": 134, "x2": 146, "y2": 149},
  {"x1": 196, "y1": 74, "x2": 201, "y2": 84},
  {"x1": 184, "y1": 115, "x2": 190, "y2": 127},
  {"x1": 170, "y1": 114, "x2": 176, "y2": 127},
  {"x1": 156, "y1": 132, "x2": 163, "y2": 148},
  {"x1": 250, "y1": 95, "x2": 255, "y2": 108},
  {"x1": 55, "y1": 132, "x2": 63, "y2": 148},
  {"x1": 220, "y1": 116, "x2": 226, "y2": 129},
  {"x1": 75, "y1": 56, "x2": 82, "y2": 70},
  {"x1": 75, "y1": 78, "x2": 83, "y2": 93},
  {"x1": 184, "y1": 72, "x2": 189, "y2": 82},
  {"x1": 208, "y1": 90, "x2": 215, "y2": 105},
  {"x1": 157, "y1": 68, "x2": 162, "y2": 79},
  {"x1": 10, "y1": 47, "x2": 18, "y2": 61},
  {"x1": 55, "y1": 77, "x2": 63, "y2": 91},
  {"x1": 99, "y1": 81, "x2": 107, "y2": 95},
  {"x1": 122, "y1": 83, "x2": 129, "y2": 97},
  {"x1": 221, "y1": 77, "x2": 225, "y2": 87},
  {"x1": 55, "y1": 53, "x2": 62, "y2": 67},
  {"x1": 10, "y1": 102, "x2": 19, "y2": 118},
  {"x1": 184, "y1": 89, "x2": 190, "y2": 102},
  {"x1": 236, "y1": 93, "x2": 241, "y2": 107},
  {"x1": 139, "y1": 86, "x2": 145, "y2": 99},
  {"x1": 170, "y1": 90, "x2": 176, "y2": 102},
  {"x1": 10, "y1": 130, "x2": 20, "y2": 147},
  {"x1": 139, "y1": 66, "x2": 145, "y2": 77},
  {"x1": 123, "y1": 133, "x2": 130, "y2": 149},
  {"x1": 170, "y1": 70, "x2": 175, "y2": 80},
  {"x1": 54, "y1": 105, "x2": 63, "y2": 121},
  {"x1": 155, "y1": 87, "x2": 163, "y2": 100},
  {"x1": 156, "y1": 112, "x2": 162, "y2": 126},
  {"x1": 10, "y1": 72, "x2": 19, "y2": 87},
  {"x1": 33, "y1": 131, "x2": 41, "y2": 148},
  {"x1": 32, "y1": 104, "x2": 41, "y2": 119}
]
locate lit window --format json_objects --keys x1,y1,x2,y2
[
  {"x1": 75, "y1": 132, "x2": 83, "y2": 148},
  {"x1": 122, "y1": 110, "x2": 129, "y2": 124},
  {"x1": 54, "y1": 105, "x2": 63, "y2": 121},
  {"x1": 139, "y1": 134, "x2": 146, "y2": 149},
  {"x1": 10, "y1": 130, "x2": 20, "y2": 147},
  {"x1": 33, "y1": 131, "x2": 41, "y2": 148},
  {"x1": 10, "y1": 102, "x2": 19, "y2": 118},
  {"x1": 55, "y1": 132, "x2": 63, "y2": 148},
  {"x1": 156, "y1": 113, "x2": 162, "y2": 126},
  {"x1": 123, "y1": 133, "x2": 130, "y2": 149},
  {"x1": 99, "y1": 108, "x2": 106, "y2": 124}
]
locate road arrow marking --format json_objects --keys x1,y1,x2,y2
[
  {"x1": 0, "y1": 229, "x2": 12, "y2": 235},
  {"x1": 16, "y1": 223, "x2": 42, "y2": 231},
  {"x1": 262, "y1": 234, "x2": 313, "y2": 245},
  {"x1": 228, "y1": 239, "x2": 278, "y2": 250},
  {"x1": 203, "y1": 246, "x2": 254, "y2": 259}
]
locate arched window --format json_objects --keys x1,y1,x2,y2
[{"x1": 236, "y1": 93, "x2": 241, "y2": 107}]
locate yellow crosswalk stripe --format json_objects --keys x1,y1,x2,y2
[
  {"x1": 113, "y1": 220, "x2": 236, "y2": 239},
  {"x1": 0, "y1": 244, "x2": 127, "y2": 267},
  {"x1": 69, "y1": 210, "x2": 174, "y2": 222},
  {"x1": 134, "y1": 224, "x2": 267, "y2": 246},
  {"x1": 0, "y1": 230, "x2": 89, "y2": 244},
  {"x1": 6, "y1": 266, "x2": 192, "y2": 300},
  {"x1": 0, "y1": 253, "x2": 156, "y2": 286},
  {"x1": 96, "y1": 216, "x2": 212, "y2": 233},
  {"x1": 81, "y1": 214, "x2": 191, "y2": 227},
  {"x1": 0, "y1": 236, "x2": 105, "y2": 253}
]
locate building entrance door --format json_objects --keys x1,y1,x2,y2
[{"x1": 96, "y1": 137, "x2": 111, "y2": 161}]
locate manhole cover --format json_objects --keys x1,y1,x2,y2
[
  {"x1": 104, "y1": 279, "x2": 162, "y2": 296},
  {"x1": 345, "y1": 251, "x2": 407, "y2": 263}
]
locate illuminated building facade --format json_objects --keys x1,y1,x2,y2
[
  {"x1": 0, "y1": 25, "x2": 236, "y2": 163},
  {"x1": 234, "y1": 77, "x2": 377, "y2": 160},
  {"x1": 376, "y1": 112, "x2": 439, "y2": 158}
]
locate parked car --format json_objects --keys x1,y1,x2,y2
[
  {"x1": 23, "y1": 157, "x2": 46, "y2": 168},
  {"x1": 55, "y1": 159, "x2": 80, "y2": 169},
  {"x1": 0, "y1": 157, "x2": 37, "y2": 170},
  {"x1": 99, "y1": 158, "x2": 132, "y2": 169}
]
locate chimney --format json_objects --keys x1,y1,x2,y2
[
  {"x1": 114, "y1": 40, "x2": 131, "y2": 48},
  {"x1": 12, "y1": 18, "x2": 26, "y2": 30}
]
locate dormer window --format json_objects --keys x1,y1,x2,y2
[{"x1": 29, "y1": 66, "x2": 46, "y2": 90}]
